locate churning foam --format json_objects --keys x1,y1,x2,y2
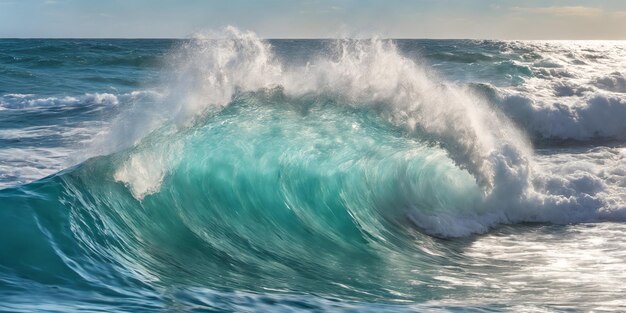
[{"x1": 489, "y1": 41, "x2": 626, "y2": 141}]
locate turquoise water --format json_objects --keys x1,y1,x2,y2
[{"x1": 1, "y1": 33, "x2": 626, "y2": 312}]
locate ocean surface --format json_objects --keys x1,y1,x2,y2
[{"x1": 1, "y1": 29, "x2": 626, "y2": 312}]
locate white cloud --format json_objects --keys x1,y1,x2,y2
[
  {"x1": 511, "y1": 6, "x2": 603, "y2": 17},
  {"x1": 611, "y1": 11, "x2": 626, "y2": 19}
]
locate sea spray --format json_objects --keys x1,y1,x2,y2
[{"x1": 108, "y1": 28, "x2": 537, "y2": 236}]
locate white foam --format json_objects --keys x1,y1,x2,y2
[
  {"x1": 0, "y1": 147, "x2": 72, "y2": 189},
  {"x1": 499, "y1": 91, "x2": 626, "y2": 140},
  {"x1": 490, "y1": 41, "x2": 626, "y2": 141},
  {"x1": 113, "y1": 152, "x2": 166, "y2": 200},
  {"x1": 593, "y1": 72, "x2": 626, "y2": 93}
]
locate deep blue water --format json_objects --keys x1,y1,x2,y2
[{"x1": 1, "y1": 34, "x2": 626, "y2": 312}]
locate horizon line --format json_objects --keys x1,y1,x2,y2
[{"x1": 1, "y1": 37, "x2": 625, "y2": 41}]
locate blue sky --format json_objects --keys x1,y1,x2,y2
[{"x1": 1, "y1": 0, "x2": 625, "y2": 39}]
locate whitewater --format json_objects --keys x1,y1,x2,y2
[{"x1": 1, "y1": 28, "x2": 625, "y2": 311}]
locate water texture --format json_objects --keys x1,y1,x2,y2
[{"x1": 1, "y1": 29, "x2": 625, "y2": 312}]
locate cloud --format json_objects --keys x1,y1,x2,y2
[
  {"x1": 611, "y1": 11, "x2": 626, "y2": 19},
  {"x1": 511, "y1": 6, "x2": 603, "y2": 17}
]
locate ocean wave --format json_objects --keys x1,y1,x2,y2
[
  {"x1": 71, "y1": 28, "x2": 626, "y2": 238},
  {"x1": 1, "y1": 31, "x2": 626, "y2": 309}
]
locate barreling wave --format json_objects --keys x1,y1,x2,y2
[
  {"x1": 97, "y1": 27, "x2": 542, "y2": 236},
  {"x1": 1, "y1": 28, "x2": 626, "y2": 307}
]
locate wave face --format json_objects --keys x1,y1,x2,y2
[{"x1": 1, "y1": 32, "x2": 626, "y2": 311}]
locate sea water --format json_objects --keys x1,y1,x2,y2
[{"x1": 1, "y1": 29, "x2": 625, "y2": 312}]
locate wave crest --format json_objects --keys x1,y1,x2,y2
[{"x1": 41, "y1": 28, "x2": 622, "y2": 238}]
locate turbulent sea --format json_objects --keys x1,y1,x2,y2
[{"x1": 1, "y1": 29, "x2": 626, "y2": 312}]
